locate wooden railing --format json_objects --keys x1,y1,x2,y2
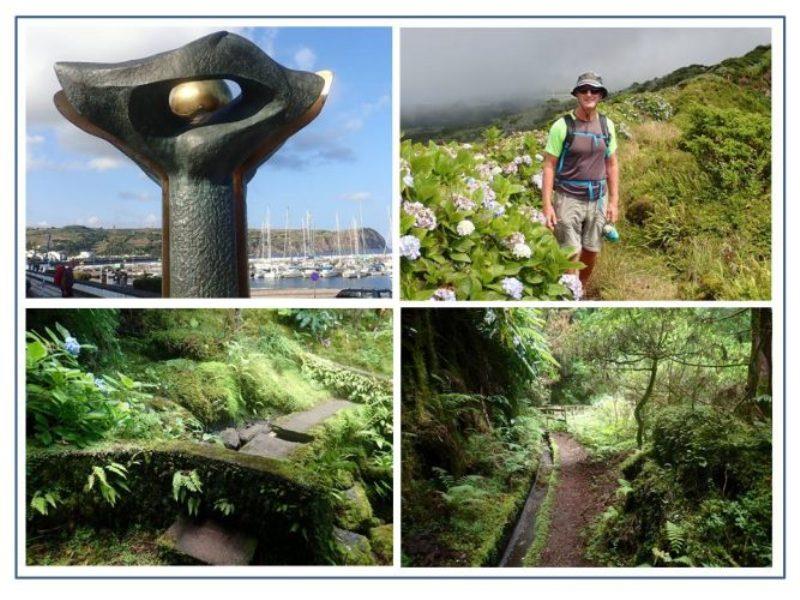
[{"x1": 538, "y1": 404, "x2": 590, "y2": 424}]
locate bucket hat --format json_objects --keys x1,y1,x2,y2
[{"x1": 571, "y1": 71, "x2": 608, "y2": 98}]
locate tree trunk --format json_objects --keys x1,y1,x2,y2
[
  {"x1": 745, "y1": 308, "x2": 772, "y2": 399},
  {"x1": 635, "y1": 358, "x2": 659, "y2": 448}
]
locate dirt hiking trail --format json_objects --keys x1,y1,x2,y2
[{"x1": 537, "y1": 432, "x2": 617, "y2": 567}]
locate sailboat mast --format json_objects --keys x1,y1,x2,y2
[
  {"x1": 267, "y1": 207, "x2": 272, "y2": 262},
  {"x1": 284, "y1": 207, "x2": 289, "y2": 259},
  {"x1": 336, "y1": 213, "x2": 342, "y2": 258}
]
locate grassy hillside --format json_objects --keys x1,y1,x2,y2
[{"x1": 400, "y1": 45, "x2": 771, "y2": 300}]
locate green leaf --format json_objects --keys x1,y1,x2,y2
[{"x1": 26, "y1": 340, "x2": 48, "y2": 364}]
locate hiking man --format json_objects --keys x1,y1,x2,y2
[{"x1": 542, "y1": 71, "x2": 619, "y2": 289}]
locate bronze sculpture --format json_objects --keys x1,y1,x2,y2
[{"x1": 54, "y1": 31, "x2": 332, "y2": 297}]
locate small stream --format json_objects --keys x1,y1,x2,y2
[{"x1": 498, "y1": 435, "x2": 554, "y2": 567}]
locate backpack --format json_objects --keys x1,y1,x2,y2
[
  {"x1": 556, "y1": 113, "x2": 611, "y2": 201},
  {"x1": 562, "y1": 113, "x2": 610, "y2": 153}
]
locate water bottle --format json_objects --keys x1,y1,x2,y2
[{"x1": 603, "y1": 223, "x2": 620, "y2": 243}]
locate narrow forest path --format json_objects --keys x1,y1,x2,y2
[{"x1": 537, "y1": 432, "x2": 617, "y2": 567}]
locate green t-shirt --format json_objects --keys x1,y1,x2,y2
[{"x1": 544, "y1": 112, "x2": 618, "y2": 158}]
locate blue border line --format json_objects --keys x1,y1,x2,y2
[
  {"x1": 14, "y1": 14, "x2": 786, "y2": 580},
  {"x1": 14, "y1": 14, "x2": 19, "y2": 583}
]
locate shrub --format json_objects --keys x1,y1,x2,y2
[
  {"x1": 26, "y1": 326, "x2": 151, "y2": 447},
  {"x1": 587, "y1": 405, "x2": 771, "y2": 567},
  {"x1": 680, "y1": 105, "x2": 770, "y2": 196},
  {"x1": 400, "y1": 138, "x2": 578, "y2": 300},
  {"x1": 132, "y1": 275, "x2": 162, "y2": 294}
]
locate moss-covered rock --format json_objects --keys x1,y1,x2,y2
[
  {"x1": 331, "y1": 527, "x2": 375, "y2": 566},
  {"x1": 369, "y1": 524, "x2": 393, "y2": 565},
  {"x1": 334, "y1": 483, "x2": 374, "y2": 531},
  {"x1": 26, "y1": 441, "x2": 335, "y2": 565},
  {"x1": 140, "y1": 310, "x2": 231, "y2": 360},
  {"x1": 236, "y1": 354, "x2": 327, "y2": 415},
  {"x1": 156, "y1": 359, "x2": 242, "y2": 426}
]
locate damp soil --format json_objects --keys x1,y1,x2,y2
[{"x1": 536, "y1": 432, "x2": 618, "y2": 567}]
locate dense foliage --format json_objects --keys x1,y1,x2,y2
[
  {"x1": 25, "y1": 308, "x2": 393, "y2": 566},
  {"x1": 400, "y1": 137, "x2": 578, "y2": 300},
  {"x1": 587, "y1": 406, "x2": 771, "y2": 567},
  {"x1": 402, "y1": 309, "x2": 556, "y2": 566}
]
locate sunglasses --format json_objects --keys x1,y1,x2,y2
[{"x1": 575, "y1": 87, "x2": 603, "y2": 95}]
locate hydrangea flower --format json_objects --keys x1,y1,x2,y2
[
  {"x1": 399, "y1": 235, "x2": 421, "y2": 260},
  {"x1": 530, "y1": 209, "x2": 547, "y2": 225},
  {"x1": 535, "y1": 153, "x2": 544, "y2": 162},
  {"x1": 474, "y1": 153, "x2": 485, "y2": 160},
  {"x1": 490, "y1": 166, "x2": 502, "y2": 176},
  {"x1": 484, "y1": 200, "x2": 506, "y2": 216},
  {"x1": 512, "y1": 243, "x2": 532, "y2": 259},
  {"x1": 464, "y1": 178, "x2": 480, "y2": 192},
  {"x1": 63, "y1": 336, "x2": 81, "y2": 356},
  {"x1": 502, "y1": 277, "x2": 524, "y2": 300},
  {"x1": 431, "y1": 288, "x2": 457, "y2": 302},
  {"x1": 559, "y1": 273, "x2": 584, "y2": 300},
  {"x1": 456, "y1": 220, "x2": 475, "y2": 236},
  {"x1": 94, "y1": 376, "x2": 108, "y2": 393},
  {"x1": 520, "y1": 154, "x2": 533, "y2": 165},
  {"x1": 505, "y1": 232, "x2": 525, "y2": 249},
  {"x1": 481, "y1": 186, "x2": 496, "y2": 203},
  {"x1": 519, "y1": 206, "x2": 547, "y2": 226},
  {"x1": 531, "y1": 172, "x2": 543, "y2": 190},
  {"x1": 403, "y1": 201, "x2": 437, "y2": 230},
  {"x1": 453, "y1": 194, "x2": 476, "y2": 211},
  {"x1": 402, "y1": 173, "x2": 415, "y2": 187},
  {"x1": 484, "y1": 309, "x2": 496, "y2": 325},
  {"x1": 504, "y1": 163, "x2": 518, "y2": 175}
]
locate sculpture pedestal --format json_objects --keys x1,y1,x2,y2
[{"x1": 167, "y1": 174, "x2": 244, "y2": 297}]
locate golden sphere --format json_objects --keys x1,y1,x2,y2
[{"x1": 168, "y1": 80, "x2": 233, "y2": 122}]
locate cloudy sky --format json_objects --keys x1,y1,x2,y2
[
  {"x1": 401, "y1": 27, "x2": 771, "y2": 115},
  {"x1": 24, "y1": 24, "x2": 392, "y2": 233}
]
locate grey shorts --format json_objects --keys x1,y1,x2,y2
[{"x1": 553, "y1": 190, "x2": 605, "y2": 253}]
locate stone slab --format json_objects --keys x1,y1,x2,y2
[
  {"x1": 272, "y1": 399, "x2": 357, "y2": 442},
  {"x1": 238, "y1": 432, "x2": 303, "y2": 460},
  {"x1": 162, "y1": 517, "x2": 257, "y2": 566},
  {"x1": 237, "y1": 421, "x2": 271, "y2": 444},
  {"x1": 219, "y1": 427, "x2": 240, "y2": 450}
]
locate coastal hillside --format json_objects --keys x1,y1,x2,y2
[{"x1": 26, "y1": 225, "x2": 387, "y2": 258}]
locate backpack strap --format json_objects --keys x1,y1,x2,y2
[
  {"x1": 599, "y1": 113, "x2": 611, "y2": 156},
  {"x1": 557, "y1": 114, "x2": 575, "y2": 174}
]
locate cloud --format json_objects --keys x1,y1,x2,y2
[
  {"x1": 87, "y1": 157, "x2": 123, "y2": 172},
  {"x1": 87, "y1": 215, "x2": 101, "y2": 227},
  {"x1": 36, "y1": 220, "x2": 48, "y2": 227},
  {"x1": 361, "y1": 94, "x2": 390, "y2": 117},
  {"x1": 339, "y1": 93, "x2": 390, "y2": 133},
  {"x1": 118, "y1": 191, "x2": 153, "y2": 202},
  {"x1": 401, "y1": 28, "x2": 772, "y2": 115},
  {"x1": 27, "y1": 134, "x2": 45, "y2": 144},
  {"x1": 293, "y1": 46, "x2": 317, "y2": 70},
  {"x1": 144, "y1": 213, "x2": 159, "y2": 227},
  {"x1": 24, "y1": 25, "x2": 235, "y2": 125},
  {"x1": 339, "y1": 192, "x2": 372, "y2": 202}
]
